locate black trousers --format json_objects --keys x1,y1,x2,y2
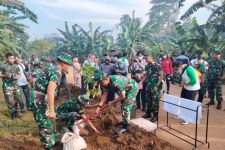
[
  {"x1": 165, "y1": 74, "x2": 171, "y2": 92},
  {"x1": 181, "y1": 88, "x2": 197, "y2": 101},
  {"x1": 19, "y1": 85, "x2": 30, "y2": 110},
  {"x1": 197, "y1": 83, "x2": 205, "y2": 102}
]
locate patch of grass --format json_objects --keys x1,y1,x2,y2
[{"x1": 0, "y1": 84, "x2": 38, "y2": 137}]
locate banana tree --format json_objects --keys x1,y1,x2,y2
[
  {"x1": 117, "y1": 11, "x2": 154, "y2": 61},
  {"x1": 179, "y1": 0, "x2": 221, "y2": 20},
  {"x1": 52, "y1": 21, "x2": 113, "y2": 58},
  {"x1": 0, "y1": 0, "x2": 38, "y2": 23},
  {"x1": 0, "y1": 0, "x2": 38, "y2": 55}
]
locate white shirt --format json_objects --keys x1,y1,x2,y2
[
  {"x1": 18, "y1": 64, "x2": 28, "y2": 86},
  {"x1": 182, "y1": 66, "x2": 200, "y2": 91}
]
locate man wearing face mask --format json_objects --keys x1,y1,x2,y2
[
  {"x1": 131, "y1": 51, "x2": 147, "y2": 110},
  {"x1": 190, "y1": 51, "x2": 208, "y2": 103},
  {"x1": 160, "y1": 52, "x2": 173, "y2": 94},
  {"x1": 206, "y1": 50, "x2": 225, "y2": 109},
  {"x1": 100, "y1": 56, "x2": 114, "y2": 75},
  {"x1": 115, "y1": 52, "x2": 128, "y2": 76},
  {"x1": 133, "y1": 51, "x2": 147, "y2": 72}
]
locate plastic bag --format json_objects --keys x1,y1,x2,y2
[{"x1": 61, "y1": 132, "x2": 87, "y2": 150}]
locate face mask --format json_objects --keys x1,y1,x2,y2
[{"x1": 138, "y1": 56, "x2": 143, "y2": 60}]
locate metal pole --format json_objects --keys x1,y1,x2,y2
[
  {"x1": 157, "y1": 100, "x2": 160, "y2": 128},
  {"x1": 206, "y1": 104, "x2": 210, "y2": 144},
  {"x1": 195, "y1": 106, "x2": 200, "y2": 148},
  {"x1": 166, "y1": 112, "x2": 169, "y2": 126}
]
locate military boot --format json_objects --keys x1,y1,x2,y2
[
  {"x1": 15, "y1": 111, "x2": 22, "y2": 118},
  {"x1": 115, "y1": 124, "x2": 129, "y2": 135},
  {"x1": 150, "y1": 112, "x2": 158, "y2": 122},
  {"x1": 11, "y1": 112, "x2": 16, "y2": 120},
  {"x1": 217, "y1": 101, "x2": 222, "y2": 110},
  {"x1": 206, "y1": 100, "x2": 215, "y2": 105},
  {"x1": 142, "y1": 113, "x2": 152, "y2": 119}
]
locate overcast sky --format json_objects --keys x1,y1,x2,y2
[{"x1": 21, "y1": 0, "x2": 217, "y2": 39}]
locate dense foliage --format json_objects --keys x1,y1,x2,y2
[
  {"x1": 0, "y1": 0, "x2": 37, "y2": 55},
  {"x1": 0, "y1": 0, "x2": 224, "y2": 59}
]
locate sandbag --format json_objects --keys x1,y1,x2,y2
[{"x1": 61, "y1": 132, "x2": 87, "y2": 150}]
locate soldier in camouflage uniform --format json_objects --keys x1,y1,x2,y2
[
  {"x1": 96, "y1": 73, "x2": 139, "y2": 134},
  {"x1": 56, "y1": 95, "x2": 90, "y2": 130},
  {"x1": 201, "y1": 50, "x2": 215, "y2": 101},
  {"x1": 29, "y1": 53, "x2": 72, "y2": 150},
  {"x1": 142, "y1": 54, "x2": 163, "y2": 122},
  {"x1": 206, "y1": 50, "x2": 225, "y2": 109},
  {"x1": 0, "y1": 53, "x2": 21, "y2": 119},
  {"x1": 31, "y1": 61, "x2": 43, "y2": 86}
]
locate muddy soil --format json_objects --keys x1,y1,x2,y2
[{"x1": 83, "y1": 110, "x2": 179, "y2": 150}]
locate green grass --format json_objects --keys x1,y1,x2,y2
[{"x1": 0, "y1": 84, "x2": 38, "y2": 137}]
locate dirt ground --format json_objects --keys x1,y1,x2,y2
[
  {"x1": 83, "y1": 109, "x2": 178, "y2": 150},
  {"x1": 151, "y1": 84, "x2": 225, "y2": 150},
  {"x1": 0, "y1": 78, "x2": 224, "y2": 149}
]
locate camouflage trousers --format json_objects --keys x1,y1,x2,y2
[
  {"x1": 56, "y1": 99, "x2": 81, "y2": 127},
  {"x1": 146, "y1": 89, "x2": 160, "y2": 115},
  {"x1": 3, "y1": 85, "x2": 20, "y2": 114},
  {"x1": 121, "y1": 84, "x2": 139, "y2": 125},
  {"x1": 208, "y1": 80, "x2": 223, "y2": 102},
  {"x1": 30, "y1": 91, "x2": 56, "y2": 149}
]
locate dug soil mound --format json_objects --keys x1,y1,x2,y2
[
  {"x1": 0, "y1": 135, "x2": 43, "y2": 150},
  {"x1": 83, "y1": 110, "x2": 179, "y2": 150}
]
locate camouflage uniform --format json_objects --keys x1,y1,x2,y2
[
  {"x1": 0, "y1": 63, "x2": 20, "y2": 116},
  {"x1": 30, "y1": 65, "x2": 62, "y2": 149},
  {"x1": 56, "y1": 95, "x2": 90, "y2": 128},
  {"x1": 103, "y1": 75, "x2": 139, "y2": 125},
  {"x1": 32, "y1": 67, "x2": 43, "y2": 84},
  {"x1": 207, "y1": 59, "x2": 225, "y2": 107},
  {"x1": 145, "y1": 62, "x2": 163, "y2": 119},
  {"x1": 201, "y1": 58, "x2": 214, "y2": 99}
]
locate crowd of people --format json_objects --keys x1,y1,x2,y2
[{"x1": 0, "y1": 49, "x2": 224, "y2": 149}]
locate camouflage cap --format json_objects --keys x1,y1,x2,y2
[
  {"x1": 77, "y1": 95, "x2": 90, "y2": 105},
  {"x1": 57, "y1": 53, "x2": 72, "y2": 65},
  {"x1": 214, "y1": 50, "x2": 221, "y2": 55},
  {"x1": 94, "y1": 71, "x2": 107, "y2": 81}
]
